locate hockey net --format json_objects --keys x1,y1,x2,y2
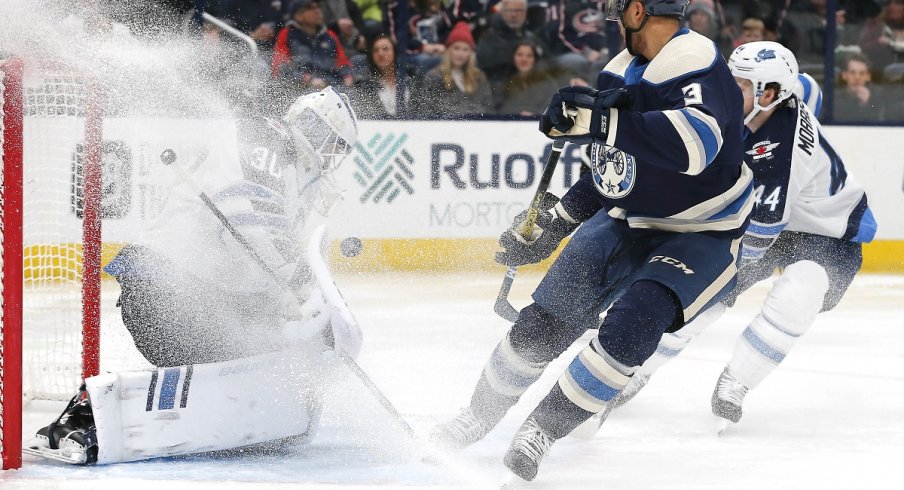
[{"x1": 1, "y1": 58, "x2": 102, "y2": 470}]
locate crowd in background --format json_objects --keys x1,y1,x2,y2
[{"x1": 44, "y1": 0, "x2": 904, "y2": 122}]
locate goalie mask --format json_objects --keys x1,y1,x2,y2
[
  {"x1": 729, "y1": 41, "x2": 799, "y2": 125},
  {"x1": 284, "y1": 86, "x2": 359, "y2": 174}
]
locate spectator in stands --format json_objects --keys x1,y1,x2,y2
[
  {"x1": 207, "y1": 0, "x2": 282, "y2": 50},
  {"x1": 734, "y1": 17, "x2": 766, "y2": 47},
  {"x1": 476, "y1": 0, "x2": 549, "y2": 82},
  {"x1": 685, "y1": 0, "x2": 733, "y2": 54},
  {"x1": 859, "y1": 0, "x2": 904, "y2": 70},
  {"x1": 785, "y1": 0, "x2": 854, "y2": 65},
  {"x1": 543, "y1": 1, "x2": 607, "y2": 80},
  {"x1": 416, "y1": 21, "x2": 492, "y2": 117},
  {"x1": 835, "y1": 54, "x2": 884, "y2": 121},
  {"x1": 352, "y1": 34, "x2": 414, "y2": 118},
  {"x1": 272, "y1": 0, "x2": 353, "y2": 89},
  {"x1": 494, "y1": 41, "x2": 560, "y2": 116}
]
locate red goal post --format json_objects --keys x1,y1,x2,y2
[{"x1": 1, "y1": 58, "x2": 102, "y2": 470}]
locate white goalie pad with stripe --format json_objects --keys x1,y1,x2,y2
[{"x1": 87, "y1": 347, "x2": 342, "y2": 464}]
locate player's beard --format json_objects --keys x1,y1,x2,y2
[{"x1": 625, "y1": 28, "x2": 637, "y2": 56}]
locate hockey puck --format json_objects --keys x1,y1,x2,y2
[
  {"x1": 160, "y1": 149, "x2": 177, "y2": 165},
  {"x1": 340, "y1": 237, "x2": 363, "y2": 257}
]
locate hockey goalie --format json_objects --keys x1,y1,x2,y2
[{"x1": 24, "y1": 87, "x2": 363, "y2": 465}]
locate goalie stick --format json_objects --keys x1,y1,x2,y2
[
  {"x1": 493, "y1": 139, "x2": 566, "y2": 322},
  {"x1": 162, "y1": 149, "x2": 417, "y2": 440}
]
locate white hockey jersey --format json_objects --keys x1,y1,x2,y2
[{"x1": 740, "y1": 97, "x2": 877, "y2": 262}]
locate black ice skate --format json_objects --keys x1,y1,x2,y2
[
  {"x1": 503, "y1": 417, "x2": 555, "y2": 482},
  {"x1": 24, "y1": 385, "x2": 98, "y2": 464},
  {"x1": 712, "y1": 367, "x2": 749, "y2": 425},
  {"x1": 429, "y1": 407, "x2": 491, "y2": 450}
]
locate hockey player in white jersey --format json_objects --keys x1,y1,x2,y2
[
  {"x1": 24, "y1": 86, "x2": 363, "y2": 465},
  {"x1": 588, "y1": 41, "x2": 877, "y2": 432}
]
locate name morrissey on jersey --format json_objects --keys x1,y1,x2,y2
[{"x1": 797, "y1": 103, "x2": 816, "y2": 156}]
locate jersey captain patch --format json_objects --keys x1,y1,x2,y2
[
  {"x1": 746, "y1": 140, "x2": 780, "y2": 161},
  {"x1": 590, "y1": 143, "x2": 637, "y2": 199}
]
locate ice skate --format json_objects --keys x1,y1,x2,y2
[
  {"x1": 428, "y1": 407, "x2": 491, "y2": 450},
  {"x1": 23, "y1": 386, "x2": 98, "y2": 465},
  {"x1": 503, "y1": 417, "x2": 555, "y2": 482},
  {"x1": 711, "y1": 367, "x2": 748, "y2": 426}
]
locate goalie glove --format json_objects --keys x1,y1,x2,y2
[
  {"x1": 281, "y1": 286, "x2": 331, "y2": 344},
  {"x1": 539, "y1": 87, "x2": 630, "y2": 145},
  {"x1": 496, "y1": 192, "x2": 580, "y2": 267},
  {"x1": 280, "y1": 286, "x2": 363, "y2": 360}
]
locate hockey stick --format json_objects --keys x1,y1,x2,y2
[
  {"x1": 306, "y1": 225, "x2": 417, "y2": 438},
  {"x1": 493, "y1": 140, "x2": 566, "y2": 322},
  {"x1": 161, "y1": 150, "x2": 417, "y2": 440}
]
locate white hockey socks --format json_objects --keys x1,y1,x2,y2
[{"x1": 728, "y1": 261, "x2": 829, "y2": 389}]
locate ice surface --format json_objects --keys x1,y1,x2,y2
[{"x1": 4, "y1": 272, "x2": 903, "y2": 489}]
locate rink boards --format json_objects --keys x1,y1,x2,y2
[{"x1": 23, "y1": 118, "x2": 904, "y2": 274}]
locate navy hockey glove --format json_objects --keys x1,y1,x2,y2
[
  {"x1": 496, "y1": 192, "x2": 580, "y2": 267},
  {"x1": 540, "y1": 87, "x2": 630, "y2": 144}
]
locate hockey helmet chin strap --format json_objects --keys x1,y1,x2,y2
[
  {"x1": 620, "y1": 3, "x2": 653, "y2": 57},
  {"x1": 743, "y1": 80, "x2": 787, "y2": 126}
]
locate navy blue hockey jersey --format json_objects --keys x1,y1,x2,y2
[{"x1": 561, "y1": 29, "x2": 752, "y2": 236}]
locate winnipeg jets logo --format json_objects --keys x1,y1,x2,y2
[
  {"x1": 746, "y1": 140, "x2": 780, "y2": 161},
  {"x1": 590, "y1": 143, "x2": 636, "y2": 199},
  {"x1": 755, "y1": 49, "x2": 776, "y2": 62}
]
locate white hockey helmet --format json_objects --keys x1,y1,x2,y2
[
  {"x1": 729, "y1": 41, "x2": 799, "y2": 125},
  {"x1": 284, "y1": 86, "x2": 359, "y2": 173}
]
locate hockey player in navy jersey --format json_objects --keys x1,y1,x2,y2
[
  {"x1": 431, "y1": 0, "x2": 751, "y2": 481},
  {"x1": 24, "y1": 87, "x2": 363, "y2": 465},
  {"x1": 585, "y1": 41, "x2": 877, "y2": 431}
]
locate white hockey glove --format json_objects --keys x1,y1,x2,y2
[
  {"x1": 281, "y1": 286, "x2": 330, "y2": 343},
  {"x1": 280, "y1": 286, "x2": 362, "y2": 360}
]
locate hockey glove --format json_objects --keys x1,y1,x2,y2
[
  {"x1": 540, "y1": 87, "x2": 630, "y2": 144},
  {"x1": 496, "y1": 192, "x2": 580, "y2": 267}
]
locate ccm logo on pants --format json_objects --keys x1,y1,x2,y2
[{"x1": 649, "y1": 256, "x2": 695, "y2": 275}]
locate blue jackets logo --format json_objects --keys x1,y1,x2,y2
[
  {"x1": 590, "y1": 143, "x2": 636, "y2": 199},
  {"x1": 755, "y1": 49, "x2": 776, "y2": 62},
  {"x1": 352, "y1": 133, "x2": 415, "y2": 204}
]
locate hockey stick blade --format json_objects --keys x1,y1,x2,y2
[
  {"x1": 493, "y1": 140, "x2": 566, "y2": 322},
  {"x1": 493, "y1": 267, "x2": 520, "y2": 322}
]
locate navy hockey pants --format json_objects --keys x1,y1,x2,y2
[{"x1": 516, "y1": 210, "x2": 743, "y2": 368}]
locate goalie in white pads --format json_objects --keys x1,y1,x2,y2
[
  {"x1": 25, "y1": 87, "x2": 363, "y2": 465},
  {"x1": 590, "y1": 42, "x2": 877, "y2": 432}
]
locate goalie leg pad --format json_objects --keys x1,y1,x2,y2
[
  {"x1": 86, "y1": 347, "x2": 340, "y2": 464},
  {"x1": 728, "y1": 260, "x2": 829, "y2": 389}
]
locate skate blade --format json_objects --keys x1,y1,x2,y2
[
  {"x1": 23, "y1": 445, "x2": 87, "y2": 464},
  {"x1": 500, "y1": 469, "x2": 530, "y2": 489},
  {"x1": 715, "y1": 417, "x2": 734, "y2": 436}
]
